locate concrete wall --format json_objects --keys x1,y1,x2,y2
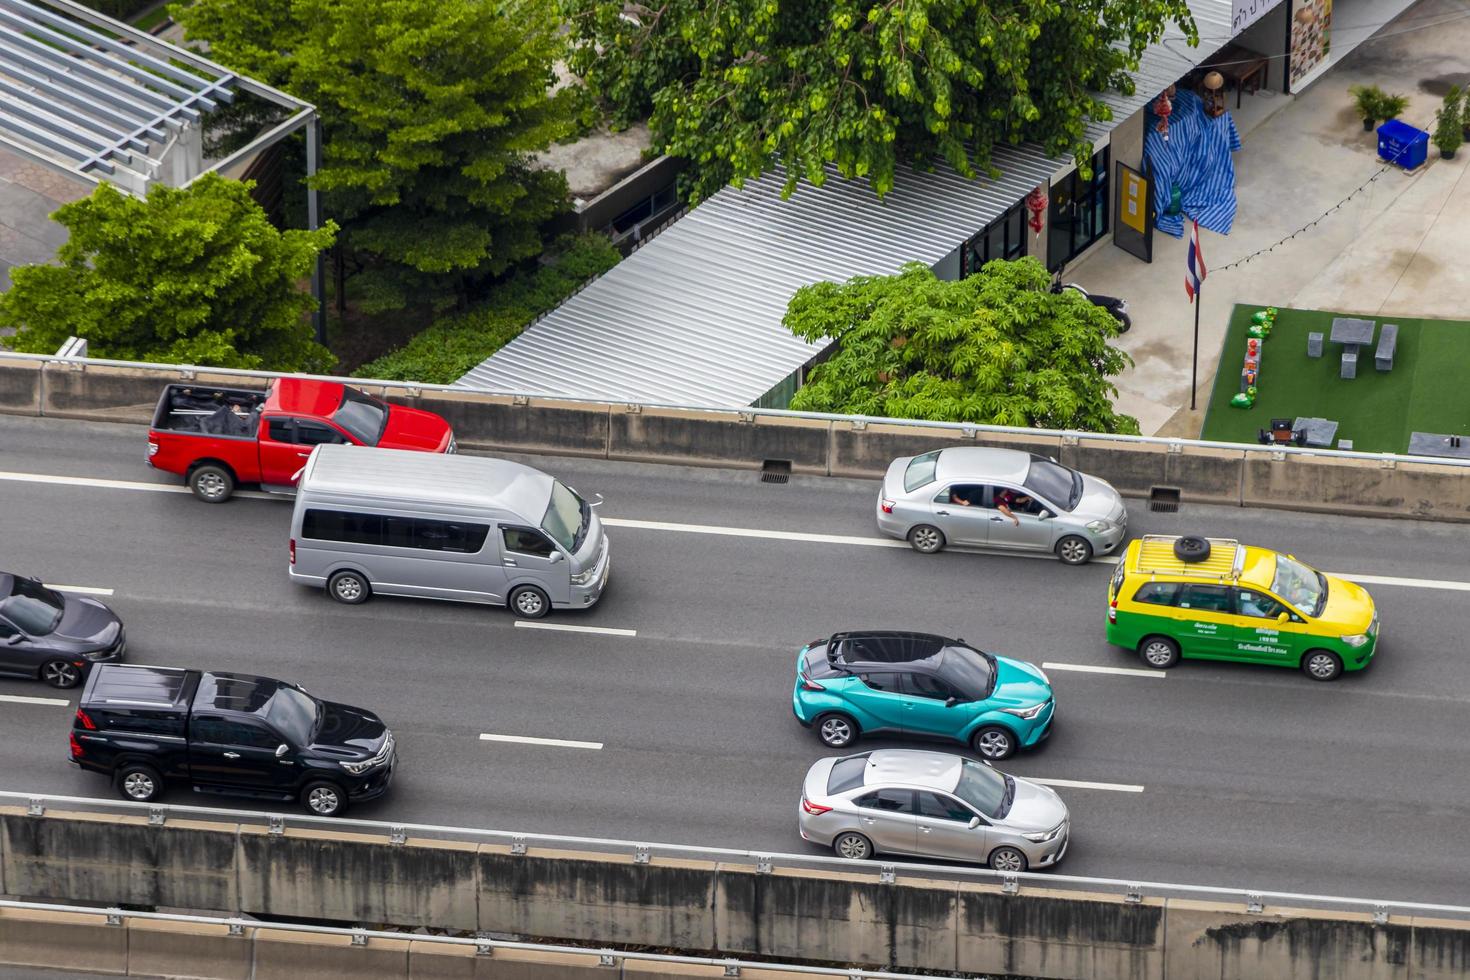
[
  {"x1": 5, "y1": 355, "x2": 1470, "y2": 523},
  {"x1": 4, "y1": 806, "x2": 1470, "y2": 979}
]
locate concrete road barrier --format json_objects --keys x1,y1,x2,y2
[
  {"x1": 6, "y1": 353, "x2": 1470, "y2": 520},
  {"x1": 4, "y1": 802, "x2": 1470, "y2": 978}
]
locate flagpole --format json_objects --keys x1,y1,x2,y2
[{"x1": 1191, "y1": 280, "x2": 1201, "y2": 411}]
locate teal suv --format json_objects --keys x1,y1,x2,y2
[{"x1": 792, "y1": 631, "x2": 1054, "y2": 761}]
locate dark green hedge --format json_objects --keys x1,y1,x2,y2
[{"x1": 354, "y1": 235, "x2": 621, "y2": 384}]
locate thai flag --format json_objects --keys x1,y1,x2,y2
[{"x1": 1185, "y1": 219, "x2": 1206, "y2": 302}]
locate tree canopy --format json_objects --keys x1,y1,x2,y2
[
  {"x1": 785, "y1": 258, "x2": 1138, "y2": 433},
  {"x1": 562, "y1": 0, "x2": 1196, "y2": 201},
  {"x1": 0, "y1": 174, "x2": 335, "y2": 371},
  {"x1": 175, "y1": 0, "x2": 578, "y2": 312}
]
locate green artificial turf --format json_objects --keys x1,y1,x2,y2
[{"x1": 1200, "y1": 305, "x2": 1470, "y2": 454}]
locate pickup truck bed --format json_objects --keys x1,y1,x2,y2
[{"x1": 152, "y1": 384, "x2": 266, "y2": 437}]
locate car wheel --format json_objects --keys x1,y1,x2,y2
[
  {"x1": 188, "y1": 463, "x2": 235, "y2": 503},
  {"x1": 1173, "y1": 535, "x2": 1211, "y2": 563},
  {"x1": 833, "y1": 831, "x2": 874, "y2": 861},
  {"x1": 1138, "y1": 636, "x2": 1181, "y2": 670},
  {"x1": 327, "y1": 570, "x2": 370, "y2": 605},
  {"x1": 971, "y1": 726, "x2": 1017, "y2": 760},
  {"x1": 41, "y1": 659, "x2": 82, "y2": 689},
  {"x1": 1055, "y1": 535, "x2": 1093, "y2": 565},
  {"x1": 115, "y1": 764, "x2": 162, "y2": 803},
  {"x1": 816, "y1": 713, "x2": 859, "y2": 748},
  {"x1": 989, "y1": 845, "x2": 1029, "y2": 873},
  {"x1": 907, "y1": 525, "x2": 945, "y2": 554},
  {"x1": 509, "y1": 585, "x2": 551, "y2": 619},
  {"x1": 1302, "y1": 650, "x2": 1343, "y2": 682},
  {"x1": 302, "y1": 781, "x2": 348, "y2": 817}
]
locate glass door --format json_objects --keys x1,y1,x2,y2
[{"x1": 1047, "y1": 147, "x2": 1111, "y2": 270}]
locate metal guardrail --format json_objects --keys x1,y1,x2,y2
[
  {"x1": 5, "y1": 350, "x2": 1470, "y2": 471},
  {"x1": 4, "y1": 790, "x2": 1467, "y2": 924},
  {"x1": 0, "y1": 898, "x2": 924, "y2": 979}
]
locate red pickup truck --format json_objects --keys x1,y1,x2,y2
[{"x1": 148, "y1": 378, "x2": 455, "y2": 502}]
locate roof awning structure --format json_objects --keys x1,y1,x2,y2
[{"x1": 0, "y1": 0, "x2": 313, "y2": 187}]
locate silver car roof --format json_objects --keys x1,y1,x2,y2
[
  {"x1": 862, "y1": 749, "x2": 963, "y2": 792},
  {"x1": 302, "y1": 444, "x2": 555, "y2": 516},
  {"x1": 933, "y1": 447, "x2": 1031, "y2": 486}
]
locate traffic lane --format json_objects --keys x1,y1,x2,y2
[
  {"x1": 5, "y1": 412, "x2": 1470, "y2": 586},
  {"x1": 2, "y1": 476, "x2": 1468, "y2": 699}
]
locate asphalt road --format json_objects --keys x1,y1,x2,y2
[{"x1": 1, "y1": 414, "x2": 1468, "y2": 906}]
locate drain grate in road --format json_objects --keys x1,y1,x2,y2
[
  {"x1": 1148, "y1": 485, "x2": 1181, "y2": 513},
  {"x1": 760, "y1": 459, "x2": 792, "y2": 484}
]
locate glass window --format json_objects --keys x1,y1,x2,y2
[
  {"x1": 331, "y1": 387, "x2": 388, "y2": 445},
  {"x1": 1272, "y1": 555, "x2": 1326, "y2": 616},
  {"x1": 1237, "y1": 589, "x2": 1289, "y2": 619},
  {"x1": 1132, "y1": 582, "x2": 1180, "y2": 606},
  {"x1": 827, "y1": 754, "x2": 870, "y2": 795},
  {"x1": 265, "y1": 419, "x2": 293, "y2": 443},
  {"x1": 904, "y1": 451, "x2": 940, "y2": 492},
  {"x1": 503, "y1": 527, "x2": 556, "y2": 557},
  {"x1": 1023, "y1": 458, "x2": 1080, "y2": 510},
  {"x1": 541, "y1": 481, "x2": 587, "y2": 552},
  {"x1": 855, "y1": 789, "x2": 914, "y2": 814},
  {"x1": 937, "y1": 484, "x2": 984, "y2": 507},
  {"x1": 918, "y1": 791, "x2": 978, "y2": 823},
  {"x1": 899, "y1": 672, "x2": 956, "y2": 701},
  {"x1": 191, "y1": 716, "x2": 275, "y2": 747},
  {"x1": 0, "y1": 620, "x2": 15, "y2": 638},
  {"x1": 936, "y1": 650, "x2": 994, "y2": 699},
  {"x1": 302, "y1": 510, "x2": 384, "y2": 545},
  {"x1": 293, "y1": 421, "x2": 347, "y2": 446},
  {"x1": 382, "y1": 517, "x2": 489, "y2": 553},
  {"x1": 953, "y1": 758, "x2": 1009, "y2": 818},
  {"x1": 0, "y1": 577, "x2": 64, "y2": 635},
  {"x1": 860, "y1": 673, "x2": 899, "y2": 693},
  {"x1": 264, "y1": 686, "x2": 318, "y2": 746},
  {"x1": 1175, "y1": 585, "x2": 1234, "y2": 614}
]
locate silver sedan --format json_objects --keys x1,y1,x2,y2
[
  {"x1": 875, "y1": 447, "x2": 1127, "y2": 565},
  {"x1": 798, "y1": 749, "x2": 1070, "y2": 872}
]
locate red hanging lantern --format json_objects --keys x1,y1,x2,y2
[
  {"x1": 1153, "y1": 86, "x2": 1174, "y2": 141},
  {"x1": 1025, "y1": 187, "x2": 1048, "y2": 234}
]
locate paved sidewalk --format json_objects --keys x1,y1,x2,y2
[{"x1": 1068, "y1": 0, "x2": 1470, "y2": 436}]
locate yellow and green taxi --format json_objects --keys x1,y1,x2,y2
[{"x1": 1106, "y1": 535, "x2": 1378, "y2": 681}]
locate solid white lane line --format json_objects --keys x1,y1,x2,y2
[
  {"x1": 1334, "y1": 572, "x2": 1470, "y2": 592},
  {"x1": 514, "y1": 621, "x2": 637, "y2": 637},
  {"x1": 601, "y1": 517, "x2": 909, "y2": 549},
  {"x1": 1028, "y1": 777, "x2": 1145, "y2": 793},
  {"x1": 0, "y1": 470, "x2": 272, "y2": 499},
  {"x1": 45, "y1": 584, "x2": 115, "y2": 596},
  {"x1": 1042, "y1": 662, "x2": 1164, "y2": 679},
  {"x1": 479, "y1": 733, "x2": 603, "y2": 750},
  {"x1": 0, "y1": 694, "x2": 70, "y2": 706}
]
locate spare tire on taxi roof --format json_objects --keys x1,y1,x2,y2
[{"x1": 1174, "y1": 535, "x2": 1211, "y2": 563}]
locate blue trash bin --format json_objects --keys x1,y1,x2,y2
[{"x1": 1377, "y1": 120, "x2": 1428, "y2": 170}]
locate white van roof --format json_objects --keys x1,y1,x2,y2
[{"x1": 301, "y1": 445, "x2": 555, "y2": 516}]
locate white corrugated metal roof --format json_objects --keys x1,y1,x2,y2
[{"x1": 457, "y1": 1, "x2": 1240, "y2": 407}]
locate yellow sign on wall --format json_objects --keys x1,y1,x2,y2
[{"x1": 1120, "y1": 169, "x2": 1147, "y2": 234}]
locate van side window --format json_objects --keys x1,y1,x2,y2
[
  {"x1": 302, "y1": 510, "x2": 487, "y2": 553},
  {"x1": 1132, "y1": 582, "x2": 1180, "y2": 606},
  {"x1": 502, "y1": 527, "x2": 556, "y2": 557},
  {"x1": 303, "y1": 510, "x2": 383, "y2": 545}
]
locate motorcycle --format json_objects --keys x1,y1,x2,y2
[{"x1": 1049, "y1": 274, "x2": 1131, "y2": 333}]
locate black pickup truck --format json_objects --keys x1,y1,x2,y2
[{"x1": 70, "y1": 664, "x2": 395, "y2": 816}]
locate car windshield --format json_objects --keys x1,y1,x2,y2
[
  {"x1": 541, "y1": 480, "x2": 588, "y2": 552},
  {"x1": 331, "y1": 386, "x2": 388, "y2": 445},
  {"x1": 1023, "y1": 458, "x2": 1081, "y2": 510},
  {"x1": 1273, "y1": 554, "x2": 1327, "y2": 617},
  {"x1": 954, "y1": 759, "x2": 1011, "y2": 819},
  {"x1": 828, "y1": 754, "x2": 870, "y2": 794},
  {"x1": 904, "y1": 451, "x2": 940, "y2": 492},
  {"x1": 263, "y1": 685, "x2": 319, "y2": 746},
  {"x1": 938, "y1": 649, "x2": 994, "y2": 698},
  {"x1": 0, "y1": 577, "x2": 64, "y2": 635}
]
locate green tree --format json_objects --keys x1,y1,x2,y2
[
  {"x1": 562, "y1": 0, "x2": 1196, "y2": 202},
  {"x1": 785, "y1": 258, "x2": 1138, "y2": 433},
  {"x1": 175, "y1": 0, "x2": 578, "y2": 312},
  {"x1": 0, "y1": 174, "x2": 335, "y2": 371}
]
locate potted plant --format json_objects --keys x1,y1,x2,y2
[
  {"x1": 1461, "y1": 85, "x2": 1470, "y2": 142},
  {"x1": 1350, "y1": 84, "x2": 1383, "y2": 130},
  {"x1": 1379, "y1": 91, "x2": 1410, "y2": 123},
  {"x1": 1433, "y1": 87, "x2": 1463, "y2": 160}
]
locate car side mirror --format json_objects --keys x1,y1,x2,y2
[
  {"x1": 967, "y1": 816, "x2": 982, "y2": 830},
  {"x1": 944, "y1": 697, "x2": 959, "y2": 708},
  {"x1": 1039, "y1": 510, "x2": 1055, "y2": 519},
  {"x1": 548, "y1": 551, "x2": 563, "y2": 563},
  {"x1": 1277, "y1": 612, "x2": 1290, "y2": 623},
  {"x1": 589, "y1": 493, "x2": 604, "y2": 508},
  {"x1": 275, "y1": 744, "x2": 289, "y2": 758}
]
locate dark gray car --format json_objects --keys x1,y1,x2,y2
[{"x1": 0, "y1": 573, "x2": 125, "y2": 688}]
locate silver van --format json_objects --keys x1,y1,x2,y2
[{"x1": 287, "y1": 445, "x2": 609, "y2": 619}]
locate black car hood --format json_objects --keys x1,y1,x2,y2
[
  {"x1": 52, "y1": 596, "x2": 121, "y2": 648},
  {"x1": 309, "y1": 700, "x2": 388, "y2": 758}
]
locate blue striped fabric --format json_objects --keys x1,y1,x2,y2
[{"x1": 1144, "y1": 89, "x2": 1242, "y2": 239}]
